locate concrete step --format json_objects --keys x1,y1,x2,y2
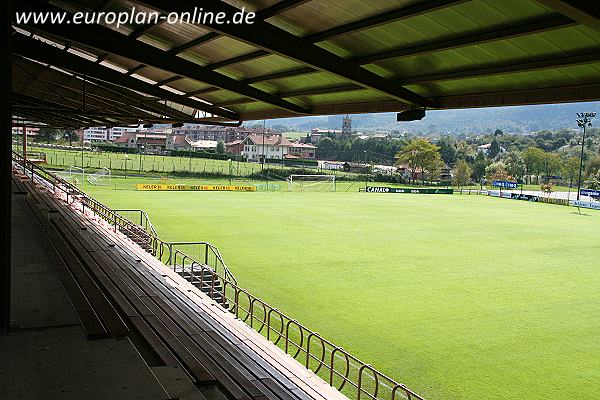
[{"x1": 196, "y1": 283, "x2": 223, "y2": 293}]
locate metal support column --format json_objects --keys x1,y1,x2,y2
[
  {"x1": 22, "y1": 126, "x2": 27, "y2": 160},
  {"x1": 1, "y1": 0, "x2": 13, "y2": 334}
]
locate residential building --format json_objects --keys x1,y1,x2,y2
[
  {"x1": 477, "y1": 143, "x2": 506, "y2": 155},
  {"x1": 114, "y1": 132, "x2": 187, "y2": 153},
  {"x1": 82, "y1": 126, "x2": 138, "y2": 143},
  {"x1": 174, "y1": 125, "x2": 274, "y2": 143},
  {"x1": 12, "y1": 126, "x2": 39, "y2": 136},
  {"x1": 242, "y1": 134, "x2": 292, "y2": 161},
  {"x1": 188, "y1": 139, "x2": 218, "y2": 151},
  {"x1": 225, "y1": 140, "x2": 244, "y2": 156},
  {"x1": 288, "y1": 142, "x2": 317, "y2": 159}
]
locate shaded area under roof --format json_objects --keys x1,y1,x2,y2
[{"x1": 10, "y1": 0, "x2": 600, "y2": 129}]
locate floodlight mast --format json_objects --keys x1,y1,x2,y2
[{"x1": 575, "y1": 112, "x2": 596, "y2": 201}]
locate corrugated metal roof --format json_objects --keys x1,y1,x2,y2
[{"x1": 11, "y1": 0, "x2": 600, "y2": 129}]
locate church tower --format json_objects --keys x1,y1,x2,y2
[{"x1": 342, "y1": 114, "x2": 352, "y2": 134}]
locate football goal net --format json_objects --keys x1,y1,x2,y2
[
  {"x1": 288, "y1": 175, "x2": 336, "y2": 192},
  {"x1": 57, "y1": 166, "x2": 85, "y2": 185},
  {"x1": 87, "y1": 167, "x2": 112, "y2": 186}
]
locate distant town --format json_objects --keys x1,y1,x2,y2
[{"x1": 12, "y1": 112, "x2": 600, "y2": 188}]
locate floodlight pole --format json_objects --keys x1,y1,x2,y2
[
  {"x1": 576, "y1": 112, "x2": 595, "y2": 201},
  {"x1": 363, "y1": 150, "x2": 368, "y2": 189}
]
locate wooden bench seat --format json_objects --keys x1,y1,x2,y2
[
  {"x1": 21, "y1": 197, "x2": 126, "y2": 339},
  {"x1": 12, "y1": 174, "x2": 28, "y2": 194},
  {"x1": 79, "y1": 206, "x2": 345, "y2": 400},
  {"x1": 20, "y1": 174, "x2": 348, "y2": 400},
  {"x1": 54, "y1": 216, "x2": 301, "y2": 400}
]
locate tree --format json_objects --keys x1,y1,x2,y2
[
  {"x1": 471, "y1": 151, "x2": 488, "y2": 183},
  {"x1": 488, "y1": 139, "x2": 501, "y2": 159},
  {"x1": 541, "y1": 183, "x2": 554, "y2": 196},
  {"x1": 485, "y1": 161, "x2": 511, "y2": 181},
  {"x1": 504, "y1": 152, "x2": 526, "y2": 182},
  {"x1": 562, "y1": 156, "x2": 580, "y2": 189},
  {"x1": 541, "y1": 153, "x2": 562, "y2": 183},
  {"x1": 38, "y1": 127, "x2": 59, "y2": 143},
  {"x1": 437, "y1": 136, "x2": 457, "y2": 165},
  {"x1": 455, "y1": 141, "x2": 471, "y2": 162},
  {"x1": 63, "y1": 130, "x2": 79, "y2": 146},
  {"x1": 395, "y1": 138, "x2": 441, "y2": 184},
  {"x1": 522, "y1": 147, "x2": 545, "y2": 184},
  {"x1": 584, "y1": 156, "x2": 600, "y2": 179},
  {"x1": 584, "y1": 170, "x2": 600, "y2": 190},
  {"x1": 216, "y1": 140, "x2": 225, "y2": 154},
  {"x1": 427, "y1": 158, "x2": 445, "y2": 183},
  {"x1": 494, "y1": 129, "x2": 504, "y2": 136},
  {"x1": 452, "y1": 159, "x2": 472, "y2": 189}
]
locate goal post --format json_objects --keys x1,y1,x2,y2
[
  {"x1": 87, "y1": 167, "x2": 112, "y2": 186},
  {"x1": 288, "y1": 174, "x2": 336, "y2": 192},
  {"x1": 57, "y1": 166, "x2": 85, "y2": 185}
]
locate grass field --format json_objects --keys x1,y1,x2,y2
[
  {"x1": 26, "y1": 146, "x2": 344, "y2": 179},
  {"x1": 283, "y1": 131, "x2": 309, "y2": 140},
  {"x1": 82, "y1": 177, "x2": 600, "y2": 400}
]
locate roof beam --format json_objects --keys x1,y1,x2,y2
[
  {"x1": 13, "y1": 75, "x2": 151, "y2": 125},
  {"x1": 12, "y1": 92, "x2": 128, "y2": 124},
  {"x1": 308, "y1": 0, "x2": 468, "y2": 42},
  {"x1": 15, "y1": 0, "x2": 308, "y2": 115},
  {"x1": 395, "y1": 49, "x2": 600, "y2": 85},
  {"x1": 127, "y1": 1, "x2": 309, "y2": 78},
  {"x1": 234, "y1": 14, "x2": 577, "y2": 85},
  {"x1": 168, "y1": 0, "x2": 309, "y2": 57},
  {"x1": 198, "y1": 0, "x2": 468, "y2": 73},
  {"x1": 168, "y1": 32, "x2": 221, "y2": 55},
  {"x1": 211, "y1": 80, "x2": 600, "y2": 121},
  {"x1": 213, "y1": 48, "x2": 600, "y2": 106},
  {"x1": 155, "y1": 75, "x2": 184, "y2": 86},
  {"x1": 13, "y1": 93, "x2": 127, "y2": 126},
  {"x1": 139, "y1": 0, "x2": 436, "y2": 108},
  {"x1": 534, "y1": 0, "x2": 600, "y2": 31},
  {"x1": 435, "y1": 81, "x2": 600, "y2": 109},
  {"x1": 13, "y1": 33, "x2": 240, "y2": 120},
  {"x1": 15, "y1": 57, "x2": 193, "y2": 121},
  {"x1": 353, "y1": 14, "x2": 575, "y2": 64},
  {"x1": 256, "y1": 0, "x2": 311, "y2": 19}
]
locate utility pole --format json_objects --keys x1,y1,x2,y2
[
  {"x1": 576, "y1": 112, "x2": 596, "y2": 200},
  {"x1": 124, "y1": 155, "x2": 128, "y2": 179},
  {"x1": 228, "y1": 159, "x2": 232, "y2": 185},
  {"x1": 262, "y1": 120, "x2": 267, "y2": 187}
]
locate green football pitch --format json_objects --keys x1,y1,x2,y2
[{"x1": 83, "y1": 177, "x2": 600, "y2": 400}]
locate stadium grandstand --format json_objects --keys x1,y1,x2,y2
[{"x1": 3, "y1": 1, "x2": 600, "y2": 400}]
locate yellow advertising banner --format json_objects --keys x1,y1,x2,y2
[{"x1": 137, "y1": 184, "x2": 256, "y2": 192}]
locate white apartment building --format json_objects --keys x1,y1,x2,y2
[
  {"x1": 242, "y1": 134, "x2": 291, "y2": 161},
  {"x1": 83, "y1": 126, "x2": 138, "y2": 143}
]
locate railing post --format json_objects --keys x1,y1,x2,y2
[{"x1": 205, "y1": 245, "x2": 209, "y2": 265}]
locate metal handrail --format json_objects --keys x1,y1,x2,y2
[
  {"x1": 12, "y1": 150, "x2": 427, "y2": 400},
  {"x1": 113, "y1": 209, "x2": 158, "y2": 238},
  {"x1": 166, "y1": 241, "x2": 237, "y2": 285},
  {"x1": 166, "y1": 248, "x2": 426, "y2": 400}
]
